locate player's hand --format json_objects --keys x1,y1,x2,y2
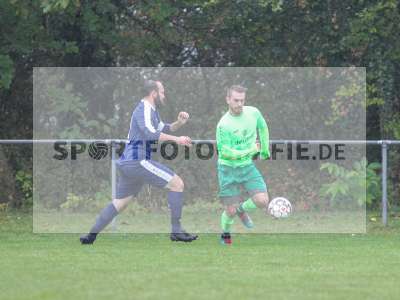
[
  {"x1": 176, "y1": 136, "x2": 192, "y2": 147},
  {"x1": 177, "y1": 111, "x2": 189, "y2": 125}
]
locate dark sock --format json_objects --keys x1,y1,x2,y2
[
  {"x1": 168, "y1": 191, "x2": 183, "y2": 233},
  {"x1": 89, "y1": 202, "x2": 118, "y2": 234}
]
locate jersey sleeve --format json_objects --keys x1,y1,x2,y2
[
  {"x1": 217, "y1": 124, "x2": 258, "y2": 160},
  {"x1": 256, "y1": 109, "x2": 270, "y2": 160},
  {"x1": 159, "y1": 121, "x2": 172, "y2": 134},
  {"x1": 135, "y1": 104, "x2": 161, "y2": 141}
]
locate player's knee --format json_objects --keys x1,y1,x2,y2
[
  {"x1": 253, "y1": 193, "x2": 269, "y2": 207},
  {"x1": 113, "y1": 196, "x2": 131, "y2": 212},
  {"x1": 175, "y1": 177, "x2": 184, "y2": 191},
  {"x1": 226, "y1": 205, "x2": 237, "y2": 217},
  {"x1": 264, "y1": 194, "x2": 270, "y2": 206},
  {"x1": 168, "y1": 175, "x2": 184, "y2": 192},
  {"x1": 259, "y1": 196, "x2": 268, "y2": 206}
]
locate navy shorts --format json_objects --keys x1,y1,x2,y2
[{"x1": 116, "y1": 160, "x2": 175, "y2": 199}]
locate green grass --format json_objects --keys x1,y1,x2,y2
[
  {"x1": 1, "y1": 211, "x2": 400, "y2": 300},
  {"x1": 34, "y1": 208, "x2": 367, "y2": 233}
]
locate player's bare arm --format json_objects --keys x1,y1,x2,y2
[{"x1": 169, "y1": 111, "x2": 190, "y2": 132}]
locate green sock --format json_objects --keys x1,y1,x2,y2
[
  {"x1": 238, "y1": 198, "x2": 257, "y2": 213},
  {"x1": 221, "y1": 211, "x2": 235, "y2": 233}
]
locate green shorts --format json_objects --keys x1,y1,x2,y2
[{"x1": 218, "y1": 163, "x2": 267, "y2": 205}]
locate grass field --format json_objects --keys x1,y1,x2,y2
[
  {"x1": 1, "y1": 211, "x2": 400, "y2": 300},
  {"x1": 33, "y1": 209, "x2": 366, "y2": 233}
]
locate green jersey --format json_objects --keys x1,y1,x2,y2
[{"x1": 216, "y1": 106, "x2": 270, "y2": 168}]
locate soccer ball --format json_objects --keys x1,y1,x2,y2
[{"x1": 268, "y1": 197, "x2": 292, "y2": 218}]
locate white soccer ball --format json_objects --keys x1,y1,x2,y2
[{"x1": 268, "y1": 197, "x2": 292, "y2": 218}]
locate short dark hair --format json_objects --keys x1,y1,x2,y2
[
  {"x1": 227, "y1": 85, "x2": 247, "y2": 97},
  {"x1": 144, "y1": 80, "x2": 159, "y2": 96}
]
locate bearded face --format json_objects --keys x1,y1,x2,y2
[
  {"x1": 154, "y1": 82, "x2": 166, "y2": 108},
  {"x1": 154, "y1": 91, "x2": 163, "y2": 108}
]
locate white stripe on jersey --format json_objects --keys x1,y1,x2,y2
[
  {"x1": 157, "y1": 121, "x2": 165, "y2": 131},
  {"x1": 127, "y1": 113, "x2": 135, "y2": 140},
  {"x1": 143, "y1": 101, "x2": 156, "y2": 133},
  {"x1": 140, "y1": 160, "x2": 173, "y2": 182}
]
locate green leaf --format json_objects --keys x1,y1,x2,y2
[
  {"x1": 368, "y1": 162, "x2": 381, "y2": 170},
  {"x1": 0, "y1": 54, "x2": 15, "y2": 89}
]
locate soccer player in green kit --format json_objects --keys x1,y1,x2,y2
[{"x1": 216, "y1": 85, "x2": 270, "y2": 245}]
